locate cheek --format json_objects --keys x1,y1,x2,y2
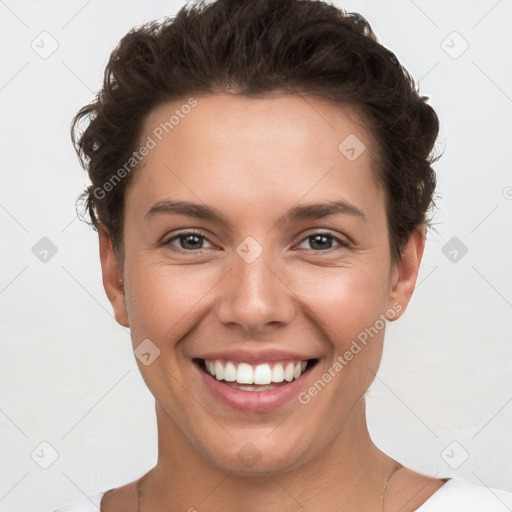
[
  {"x1": 289, "y1": 264, "x2": 389, "y2": 348},
  {"x1": 125, "y1": 261, "x2": 222, "y2": 346},
  {"x1": 290, "y1": 266, "x2": 388, "y2": 424}
]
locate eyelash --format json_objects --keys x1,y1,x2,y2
[{"x1": 162, "y1": 229, "x2": 348, "y2": 253}]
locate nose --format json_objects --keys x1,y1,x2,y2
[{"x1": 214, "y1": 244, "x2": 296, "y2": 334}]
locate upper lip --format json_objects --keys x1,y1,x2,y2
[{"x1": 194, "y1": 349, "x2": 317, "y2": 364}]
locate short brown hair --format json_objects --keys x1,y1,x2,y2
[{"x1": 71, "y1": 0, "x2": 440, "y2": 262}]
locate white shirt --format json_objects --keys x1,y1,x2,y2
[{"x1": 51, "y1": 477, "x2": 512, "y2": 511}]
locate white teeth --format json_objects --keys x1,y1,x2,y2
[
  {"x1": 223, "y1": 361, "x2": 237, "y2": 382},
  {"x1": 214, "y1": 360, "x2": 224, "y2": 381},
  {"x1": 205, "y1": 360, "x2": 308, "y2": 384},
  {"x1": 284, "y1": 362, "x2": 295, "y2": 382},
  {"x1": 236, "y1": 363, "x2": 254, "y2": 384},
  {"x1": 271, "y1": 364, "x2": 284, "y2": 382},
  {"x1": 253, "y1": 364, "x2": 272, "y2": 385},
  {"x1": 203, "y1": 359, "x2": 311, "y2": 385}
]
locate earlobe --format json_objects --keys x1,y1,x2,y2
[
  {"x1": 386, "y1": 226, "x2": 426, "y2": 321},
  {"x1": 98, "y1": 224, "x2": 129, "y2": 327}
]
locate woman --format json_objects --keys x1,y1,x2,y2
[{"x1": 54, "y1": 0, "x2": 512, "y2": 510}]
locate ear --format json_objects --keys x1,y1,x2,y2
[
  {"x1": 98, "y1": 224, "x2": 129, "y2": 327},
  {"x1": 386, "y1": 225, "x2": 425, "y2": 321}
]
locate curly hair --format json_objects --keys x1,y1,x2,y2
[{"x1": 71, "y1": 0, "x2": 440, "y2": 262}]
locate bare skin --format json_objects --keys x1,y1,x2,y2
[
  {"x1": 98, "y1": 93, "x2": 446, "y2": 511},
  {"x1": 101, "y1": 469, "x2": 448, "y2": 512}
]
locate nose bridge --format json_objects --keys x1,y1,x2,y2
[{"x1": 215, "y1": 236, "x2": 294, "y2": 332}]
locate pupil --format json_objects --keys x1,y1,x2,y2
[
  {"x1": 182, "y1": 234, "x2": 202, "y2": 249},
  {"x1": 311, "y1": 234, "x2": 331, "y2": 250}
]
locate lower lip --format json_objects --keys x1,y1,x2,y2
[{"x1": 194, "y1": 361, "x2": 316, "y2": 413}]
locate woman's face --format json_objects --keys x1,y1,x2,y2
[{"x1": 100, "y1": 93, "x2": 423, "y2": 474}]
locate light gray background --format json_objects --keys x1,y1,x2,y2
[{"x1": 1, "y1": 1, "x2": 511, "y2": 511}]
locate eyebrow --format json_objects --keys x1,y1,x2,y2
[{"x1": 144, "y1": 198, "x2": 366, "y2": 228}]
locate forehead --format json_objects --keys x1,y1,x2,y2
[{"x1": 125, "y1": 93, "x2": 384, "y2": 225}]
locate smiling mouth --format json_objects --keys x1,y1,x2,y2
[{"x1": 193, "y1": 358, "x2": 319, "y2": 391}]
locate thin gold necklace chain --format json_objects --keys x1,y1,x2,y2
[
  {"x1": 381, "y1": 461, "x2": 403, "y2": 511},
  {"x1": 136, "y1": 462, "x2": 403, "y2": 512}
]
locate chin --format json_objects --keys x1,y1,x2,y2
[{"x1": 201, "y1": 433, "x2": 312, "y2": 476}]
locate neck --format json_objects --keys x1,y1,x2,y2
[{"x1": 141, "y1": 398, "x2": 396, "y2": 512}]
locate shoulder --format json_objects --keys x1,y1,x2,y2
[
  {"x1": 415, "y1": 477, "x2": 512, "y2": 511},
  {"x1": 50, "y1": 490, "x2": 111, "y2": 512}
]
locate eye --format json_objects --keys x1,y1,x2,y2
[
  {"x1": 161, "y1": 230, "x2": 348, "y2": 253},
  {"x1": 297, "y1": 231, "x2": 347, "y2": 251},
  {"x1": 163, "y1": 230, "x2": 214, "y2": 251}
]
